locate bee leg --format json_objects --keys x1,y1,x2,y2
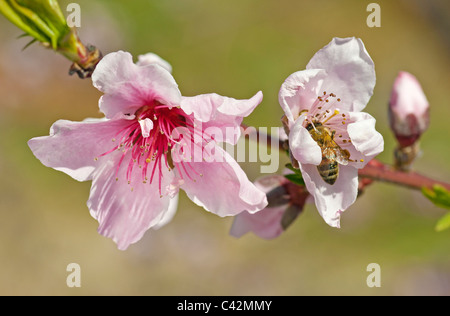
[{"x1": 331, "y1": 130, "x2": 336, "y2": 140}]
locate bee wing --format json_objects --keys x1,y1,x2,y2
[{"x1": 335, "y1": 148, "x2": 350, "y2": 165}]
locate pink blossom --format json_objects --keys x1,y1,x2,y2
[
  {"x1": 389, "y1": 71, "x2": 429, "y2": 147},
  {"x1": 230, "y1": 171, "x2": 307, "y2": 239},
  {"x1": 278, "y1": 37, "x2": 384, "y2": 228},
  {"x1": 230, "y1": 174, "x2": 289, "y2": 239},
  {"x1": 28, "y1": 51, "x2": 267, "y2": 250}
]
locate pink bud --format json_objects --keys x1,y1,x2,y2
[{"x1": 388, "y1": 71, "x2": 429, "y2": 147}]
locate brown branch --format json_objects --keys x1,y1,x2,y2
[{"x1": 358, "y1": 160, "x2": 450, "y2": 191}]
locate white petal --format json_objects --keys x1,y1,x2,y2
[
  {"x1": 289, "y1": 117, "x2": 322, "y2": 166},
  {"x1": 300, "y1": 163, "x2": 358, "y2": 228},
  {"x1": 306, "y1": 37, "x2": 376, "y2": 112},
  {"x1": 278, "y1": 69, "x2": 326, "y2": 126}
]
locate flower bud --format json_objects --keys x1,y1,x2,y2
[
  {"x1": 1, "y1": 0, "x2": 70, "y2": 49},
  {"x1": 0, "y1": 0, "x2": 101, "y2": 78},
  {"x1": 388, "y1": 71, "x2": 430, "y2": 148}
]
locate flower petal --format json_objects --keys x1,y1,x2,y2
[
  {"x1": 299, "y1": 163, "x2": 358, "y2": 228},
  {"x1": 230, "y1": 174, "x2": 288, "y2": 239},
  {"x1": 278, "y1": 69, "x2": 326, "y2": 126},
  {"x1": 230, "y1": 207, "x2": 286, "y2": 239},
  {"x1": 180, "y1": 91, "x2": 263, "y2": 144},
  {"x1": 179, "y1": 145, "x2": 267, "y2": 217},
  {"x1": 306, "y1": 37, "x2": 376, "y2": 112},
  {"x1": 136, "y1": 52, "x2": 173, "y2": 73},
  {"x1": 289, "y1": 117, "x2": 322, "y2": 166},
  {"x1": 28, "y1": 118, "x2": 131, "y2": 182},
  {"x1": 92, "y1": 51, "x2": 181, "y2": 119},
  {"x1": 87, "y1": 152, "x2": 175, "y2": 250},
  {"x1": 347, "y1": 112, "x2": 384, "y2": 167},
  {"x1": 390, "y1": 71, "x2": 429, "y2": 119},
  {"x1": 153, "y1": 193, "x2": 179, "y2": 230}
]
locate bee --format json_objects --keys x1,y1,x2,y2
[{"x1": 305, "y1": 122, "x2": 350, "y2": 185}]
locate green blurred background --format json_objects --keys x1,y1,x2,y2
[{"x1": 0, "y1": 0, "x2": 449, "y2": 296}]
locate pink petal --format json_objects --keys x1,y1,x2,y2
[
  {"x1": 306, "y1": 37, "x2": 376, "y2": 112},
  {"x1": 300, "y1": 163, "x2": 358, "y2": 228},
  {"x1": 180, "y1": 91, "x2": 263, "y2": 144},
  {"x1": 389, "y1": 71, "x2": 429, "y2": 139},
  {"x1": 230, "y1": 174, "x2": 287, "y2": 239},
  {"x1": 87, "y1": 152, "x2": 175, "y2": 250},
  {"x1": 28, "y1": 118, "x2": 131, "y2": 182},
  {"x1": 230, "y1": 207, "x2": 286, "y2": 239},
  {"x1": 180, "y1": 145, "x2": 268, "y2": 217},
  {"x1": 153, "y1": 194, "x2": 179, "y2": 230},
  {"x1": 289, "y1": 117, "x2": 322, "y2": 166},
  {"x1": 92, "y1": 51, "x2": 181, "y2": 119},
  {"x1": 390, "y1": 71, "x2": 429, "y2": 120},
  {"x1": 136, "y1": 52, "x2": 173, "y2": 73},
  {"x1": 278, "y1": 69, "x2": 326, "y2": 126}
]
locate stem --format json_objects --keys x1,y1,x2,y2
[{"x1": 358, "y1": 161, "x2": 450, "y2": 191}]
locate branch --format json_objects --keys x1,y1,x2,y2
[{"x1": 358, "y1": 160, "x2": 450, "y2": 191}]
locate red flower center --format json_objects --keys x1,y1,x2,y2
[{"x1": 96, "y1": 101, "x2": 209, "y2": 194}]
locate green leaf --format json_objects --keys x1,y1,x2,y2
[
  {"x1": 422, "y1": 185, "x2": 450, "y2": 210},
  {"x1": 9, "y1": 0, "x2": 58, "y2": 48},
  {"x1": 435, "y1": 213, "x2": 450, "y2": 232},
  {"x1": 0, "y1": 0, "x2": 47, "y2": 42},
  {"x1": 284, "y1": 163, "x2": 305, "y2": 186},
  {"x1": 285, "y1": 163, "x2": 301, "y2": 174},
  {"x1": 284, "y1": 173, "x2": 305, "y2": 186},
  {"x1": 0, "y1": 0, "x2": 71, "y2": 49}
]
